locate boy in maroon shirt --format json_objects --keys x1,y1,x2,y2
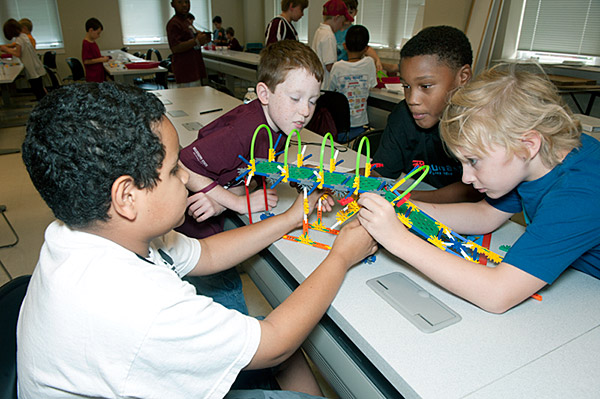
[
  {"x1": 82, "y1": 18, "x2": 109, "y2": 83},
  {"x1": 166, "y1": 0, "x2": 211, "y2": 86},
  {"x1": 177, "y1": 40, "x2": 324, "y2": 313}
]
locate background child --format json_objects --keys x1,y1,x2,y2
[
  {"x1": 311, "y1": 0, "x2": 354, "y2": 89},
  {"x1": 329, "y1": 24, "x2": 377, "y2": 143},
  {"x1": 265, "y1": 0, "x2": 308, "y2": 46},
  {"x1": 358, "y1": 64, "x2": 600, "y2": 314},
  {"x1": 18, "y1": 18, "x2": 35, "y2": 48},
  {"x1": 371, "y1": 25, "x2": 481, "y2": 203},
  {"x1": 0, "y1": 19, "x2": 46, "y2": 100},
  {"x1": 335, "y1": 0, "x2": 382, "y2": 71},
  {"x1": 226, "y1": 26, "x2": 243, "y2": 51},
  {"x1": 176, "y1": 40, "x2": 324, "y2": 314},
  {"x1": 212, "y1": 15, "x2": 227, "y2": 46},
  {"x1": 82, "y1": 17, "x2": 109, "y2": 83},
  {"x1": 167, "y1": 0, "x2": 210, "y2": 87},
  {"x1": 19, "y1": 82, "x2": 376, "y2": 397}
]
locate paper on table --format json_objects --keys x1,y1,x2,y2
[{"x1": 385, "y1": 83, "x2": 404, "y2": 92}]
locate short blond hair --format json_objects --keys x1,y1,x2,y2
[
  {"x1": 440, "y1": 63, "x2": 581, "y2": 168},
  {"x1": 19, "y1": 18, "x2": 33, "y2": 32}
]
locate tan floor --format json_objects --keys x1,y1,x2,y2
[{"x1": 0, "y1": 117, "x2": 337, "y2": 397}]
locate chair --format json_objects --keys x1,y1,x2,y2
[
  {"x1": 351, "y1": 128, "x2": 384, "y2": 154},
  {"x1": 306, "y1": 91, "x2": 350, "y2": 141},
  {"x1": 0, "y1": 275, "x2": 31, "y2": 399},
  {"x1": 145, "y1": 48, "x2": 163, "y2": 62},
  {"x1": 44, "y1": 66, "x2": 61, "y2": 92},
  {"x1": 64, "y1": 57, "x2": 85, "y2": 82},
  {"x1": 0, "y1": 205, "x2": 18, "y2": 250},
  {"x1": 245, "y1": 42, "x2": 263, "y2": 54},
  {"x1": 42, "y1": 51, "x2": 57, "y2": 69}
]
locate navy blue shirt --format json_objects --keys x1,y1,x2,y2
[{"x1": 372, "y1": 100, "x2": 462, "y2": 188}]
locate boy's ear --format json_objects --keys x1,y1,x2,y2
[
  {"x1": 256, "y1": 82, "x2": 271, "y2": 105},
  {"x1": 111, "y1": 175, "x2": 139, "y2": 221},
  {"x1": 457, "y1": 64, "x2": 472, "y2": 86},
  {"x1": 520, "y1": 130, "x2": 543, "y2": 159}
]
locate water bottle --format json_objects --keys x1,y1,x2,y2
[{"x1": 243, "y1": 87, "x2": 258, "y2": 104}]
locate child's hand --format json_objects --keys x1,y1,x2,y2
[
  {"x1": 286, "y1": 189, "x2": 334, "y2": 229},
  {"x1": 329, "y1": 219, "x2": 378, "y2": 268},
  {"x1": 243, "y1": 189, "x2": 278, "y2": 214},
  {"x1": 357, "y1": 192, "x2": 407, "y2": 249},
  {"x1": 187, "y1": 192, "x2": 225, "y2": 222}
]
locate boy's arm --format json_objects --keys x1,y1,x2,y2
[
  {"x1": 357, "y1": 193, "x2": 544, "y2": 313},
  {"x1": 246, "y1": 220, "x2": 378, "y2": 368},
  {"x1": 365, "y1": 47, "x2": 383, "y2": 71},
  {"x1": 182, "y1": 163, "x2": 277, "y2": 220},
  {"x1": 188, "y1": 191, "x2": 335, "y2": 276},
  {"x1": 0, "y1": 43, "x2": 21, "y2": 58},
  {"x1": 409, "y1": 181, "x2": 484, "y2": 204},
  {"x1": 83, "y1": 56, "x2": 110, "y2": 65}
]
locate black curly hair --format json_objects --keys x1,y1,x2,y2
[
  {"x1": 22, "y1": 82, "x2": 166, "y2": 228},
  {"x1": 400, "y1": 25, "x2": 473, "y2": 70}
]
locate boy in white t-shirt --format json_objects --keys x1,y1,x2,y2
[
  {"x1": 311, "y1": 0, "x2": 354, "y2": 89},
  {"x1": 18, "y1": 82, "x2": 376, "y2": 398},
  {"x1": 329, "y1": 24, "x2": 377, "y2": 143}
]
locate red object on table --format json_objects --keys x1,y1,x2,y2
[
  {"x1": 375, "y1": 76, "x2": 401, "y2": 89},
  {"x1": 124, "y1": 61, "x2": 160, "y2": 69}
]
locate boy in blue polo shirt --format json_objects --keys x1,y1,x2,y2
[{"x1": 358, "y1": 65, "x2": 600, "y2": 314}]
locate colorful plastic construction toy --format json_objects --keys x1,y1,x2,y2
[{"x1": 237, "y1": 124, "x2": 503, "y2": 265}]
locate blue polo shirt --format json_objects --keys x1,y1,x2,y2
[{"x1": 487, "y1": 134, "x2": 600, "y2": 283}]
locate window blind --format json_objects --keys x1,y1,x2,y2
[
  {"x1": 355, "y1": 0, "x2": 424, "y2": 48},
  {"x1": 265, "y1": 0, "x2": 423, "y2": 48},
  {"x1": 118, "y1": 0, "x2": 212, "y2": 45},
  {"x1": 518, "y1": 0, "x2": 600, "y2": 56},
  {"x1": 0, "y1": 0, "x2": 63, "y2": 49}
]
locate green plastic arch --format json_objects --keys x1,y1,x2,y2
[
  {"x1": 390, "y1": 165, "x2": 430, "y2": 203},
  {"x1": 283, "y1": 129, "x2": 301, "y2": 166},
  {"x1": 354, "y1": 136, "x2": 371, "y2": 179},
  {"x1": 319, "y1": 132, "x2": 336, "y2": 173},
  {"x1": 250, "y1": 124, "x2": 274, "y2": 161}
]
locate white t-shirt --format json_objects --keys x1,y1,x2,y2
[
  {"x1": 15, "y1": 33, "x2": 45, "y2": 80},
  {"x1": 329, "y1": 57, "x2": 378, "y2": 128},
  {"x1": 311, "y1": 23, "x2": 337, "y2": 89},
  {"x1": 17, "y1": 221, "x2": 261, "y2": 399}
]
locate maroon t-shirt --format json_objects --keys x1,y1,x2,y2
[
  {"x1": 82, "y1": 40, "x2": 104, "y2": 83},
  {"x1": 166, "y1": 14, "x2": 207, "y2": 83},
  {"x1": 177, "y1": 100, "x2": 286, "y2": 238}
]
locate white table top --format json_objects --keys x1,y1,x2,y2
[
  {"x1": 0, "y1": 59, "x2": 24, "y2": 84},
  {"x1": 101, "y1": 50, "x2": 166, "y2": 76},
  {"x1": 202, "y1": 48, "x2": 260, "y2": 66},
  {"x1": 251, "y1": 184, "x2": 600, "y2": 399},
  {"x1": 155, "y1": 86, "x2": 600, "y2": 398}
]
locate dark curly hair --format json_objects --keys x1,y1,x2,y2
[
  {"x1": 400, "y1": 25, "x2": 473, "y2": 70},
  {"x1": 22, "y1": 83, "x2": 166, "y2": 228}
]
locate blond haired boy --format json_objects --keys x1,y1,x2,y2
[{"x1": 358, "y1": 64, "x2": 600, "y2": 314}]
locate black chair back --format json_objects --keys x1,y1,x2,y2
[
  {"x1": 146, "y1": 48, "x2": 163, "y2": 62},
  {"x1": 0, "y1": 275, "x2": 31, "y2": 399},
  {"x1": 44, "y1": 65, "x2": 60, "y2": 91},
  {"x1": 352, "y1": 128, "x2": 384, "y2": 154},
  {"x1": 306, "y1": 91, "x2": 351, "y2": 140},
  {"x1": 43, "y1": 51, "x2": 57, "y2": 69},
  {"x1": 65, "y1": 57, "x2": 85, "y2": 81}
]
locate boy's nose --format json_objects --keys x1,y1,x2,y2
[
  {"x1": 405, "y1": 89, "x2": 420, "y2": 106},
  {"x1": 461, "y1": 168, "x2": 474, "y2": 185},
  {"x1": 299, "y1": 101, "x2": 310, "y2": 117}
]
